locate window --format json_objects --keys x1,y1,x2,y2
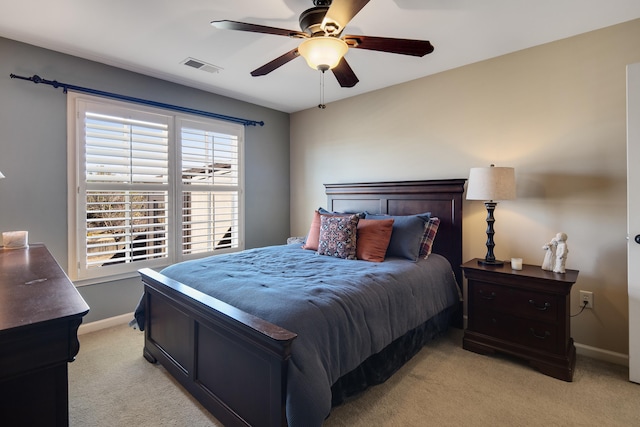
[{"x1": 68, "y1": 93, "x2": 244, "y2": 282}]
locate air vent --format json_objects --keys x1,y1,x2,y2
[{"x1": 181, "y1": 58, "x2": 222, "y2": 74}]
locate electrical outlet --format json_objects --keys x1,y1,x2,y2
[{"x1": 580, "y1": 290, "x2": 594, "y2": 309}]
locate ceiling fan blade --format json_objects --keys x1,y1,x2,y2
[
  {"x1": 250, "y1": 48, "x2": 300, "y2": 76},
  {"x1": 344, "y1": 35, "x2": 434, "y2": 57},
  {"x1": 211, "y1": 20, "x2": 307, "y2": 38},
  {"x1": 321, "y1": 0, "x2": 370, "y2": 35},
  {"x1": 331, "y1": 57, "x2": 359, "y2": 88}
]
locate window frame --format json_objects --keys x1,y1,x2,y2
[{"x1": 67, "y1": 92, "x2": 245, "y2": 284}]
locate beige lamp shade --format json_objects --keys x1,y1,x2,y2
[
  {"x1": 298, "y1": 36, "x2": 348, "y2": 71},
  {"x1": 466, "y1": 165, "x2": 516, "y2": 201}
]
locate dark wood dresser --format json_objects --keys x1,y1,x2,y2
[
  {"x1": 462, "y1": 259, "x2": 579, "y2": 381},
  {"x1": 0, "y1": 244, "x2": 90, "y2": 426}
]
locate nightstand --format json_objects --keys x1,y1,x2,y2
[{"x1": 462, "y1": 259, "x2": 579, "y2": 381}]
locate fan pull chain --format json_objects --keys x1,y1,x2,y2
[{"x1": 318, "y1": 71, "x2": 326, "y2": 109}]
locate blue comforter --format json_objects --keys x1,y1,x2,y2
[{"x1": 157, "y1": 244, "x2": 460, "y2": 427}]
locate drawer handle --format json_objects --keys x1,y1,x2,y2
[
  {"x1": 528, "y1": 299, "x2": 551, "y2": 311},
  {"x1": 529, "y1": 328, "x2": 551, "y2": 340},
  {"x1": 479, "y1": 290, "x2": 496, "y2": 300}
]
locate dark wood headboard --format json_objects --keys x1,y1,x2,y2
[{"x1": 325, "y1": 179, "x2": 466, "y2": 288}]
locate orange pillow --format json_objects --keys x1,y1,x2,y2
[
  {"x1": 303, "y1": 209, "x2": 366, "y2": 251},
  {"x1": 356, "y1": 219, "x2": 395, "y2": 262},
  {"x1": 302, "y1": 210, "x2": 322, "y2": 250}
]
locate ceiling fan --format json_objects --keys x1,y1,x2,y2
[{"x1": 211, "y1": 0, "x2": 434, "y2": 88}]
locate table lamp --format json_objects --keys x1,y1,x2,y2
[{"x1": 466, "y1": 164, "x2": 516, "y2": 266}]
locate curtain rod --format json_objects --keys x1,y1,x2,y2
[{"x1": 9, "y1": 73, "x2": 264, "y2": 127}]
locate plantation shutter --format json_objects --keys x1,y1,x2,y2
[
  {"x1": 78, "y1": 102, "x2": 171, "y2": 278},
  {"x1": 70, "y1": 94, "x2": 244, "y2": 282},
  {"x1": 178, "y1": 119, "x2": 241, "y2": 255}
]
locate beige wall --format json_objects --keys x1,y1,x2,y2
[{"x1": 290, "y1": 19, "x2": 640, "y2": 359}]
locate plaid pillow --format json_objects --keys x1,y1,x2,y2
[
  {"x1": 317, "y1": 214, "x2": 359, "y2": 260},
  {"x1": 419, "y1": 217, "x2": 440, "y2": 259}
]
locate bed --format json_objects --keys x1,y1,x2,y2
[{"x1": 136, "y1": 179, "x2": 465, "y2": 427}]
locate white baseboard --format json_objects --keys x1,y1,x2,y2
[
  {"x1": 79, "y1": 312, "x2": 135, "y2": 335},
  {"x1": 79, "y1": 314, "x2": 630, "y2": 368},
  {"x1": 575, "y1": 341, "x2": 629, "y2": 367}
]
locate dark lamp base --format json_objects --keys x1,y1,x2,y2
[{"x1": 477, "y1": 259, "x2": 505, "y2": 266}]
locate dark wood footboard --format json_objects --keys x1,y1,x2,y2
[{"x1": 139, "y1": 268, "x2": 297, "y2": 427}]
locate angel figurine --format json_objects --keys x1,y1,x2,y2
[
  {"x1": 553, "y1": 232, "x2": 569, "y2": 273},
  {"x1": 541, "y1": 236, "x2": 558, "y2": 271}
]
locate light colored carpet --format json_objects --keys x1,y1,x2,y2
[{"x1": 69, "y1": 324, "x2": 639, "y2": 426}]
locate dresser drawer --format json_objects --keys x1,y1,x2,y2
[
  {"x1": 472, "y1": 308, "x2": 560, "y2": 354},
  {"x1": 471, "y1": 282, "x2": 560, "y2": 322},
  {"x1": 0, "y1": 322, "x2": 73, "y2": 379}
]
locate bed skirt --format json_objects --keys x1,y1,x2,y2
[{"x1": 330, "y1": 305, "x2": 454, "y2": 407}]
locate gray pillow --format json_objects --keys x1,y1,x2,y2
[
  {"x1": 318, "y1": 207, "x2": 365, "y2": 218},
  {"x1": 364, "y1": 212, "x2": 431, "y2": 261}
]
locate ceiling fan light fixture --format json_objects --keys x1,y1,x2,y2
[{"x1": 298, "y1": 36, "x2": 348, "y2": 71}]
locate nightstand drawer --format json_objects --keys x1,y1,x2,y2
[
  {"x1": 514, "y1": 321, "x2": 560, "y2": 354},
  {"x1": 473, "y1": 309, "x2": 559, "y2": 354},
  {"x1": 471, "y1": 282, "x2": 559, "y2": 322},
  {"x1": 472, "y1": 309, "x2": 513, "y2": 341}
]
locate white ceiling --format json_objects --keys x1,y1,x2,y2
[{"x1": 2, "y1": 0, "x2": 640, "y2": 113}]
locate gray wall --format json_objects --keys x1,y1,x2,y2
[{"x1": 0, "y1": 37, "x2": 290, "y2": 323}]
